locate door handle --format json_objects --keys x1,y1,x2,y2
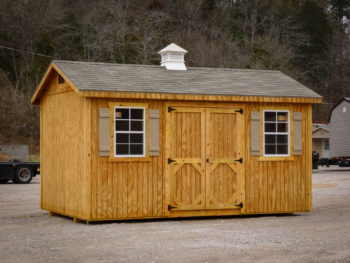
[{"x1": 206, "y1": 158, "x2": 209, "y2": 163}]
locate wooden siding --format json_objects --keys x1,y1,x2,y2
[
  {"x1": 90, "y1": 99, "x2": 165, "y2": 219},
  {"x1": 41, "y1": 74, "x2": 91, "y2": 219},
  {"x1": 330, "y1": 100, "x2": 350, "y2": 157},
  {"x1": 245, "y1": 103, "x2": 312, "y2": 213},
  {"x1": 39, "y1": 77, "x2": 313, "y2": 220}
]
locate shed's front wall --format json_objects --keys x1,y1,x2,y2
[{"x1": 90, "y1": 99, "x2": 312, "y2": 220}]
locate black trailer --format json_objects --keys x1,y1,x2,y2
[{"x1": 0, "y1": 159, "x2": 40, "y2": 184}]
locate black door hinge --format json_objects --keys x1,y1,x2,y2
[
  {"x1": 168, "y1": 158, "x2": 176, "y2": 164},
  {"x1": 168, "y1": 204, "x2": 177, "y2": 210},
  {"x1": 235, "y1": 108, "x2": 244, "y2": 114},
  {"x1": 235, "y1": 202, "x2": 244, "y2": 208},
  {"x1": 168, "y1": 107, "x2": 176, "y2": 112},
  {"x1": 234, "y1": 157, "x2": 243, "y2": 163}
]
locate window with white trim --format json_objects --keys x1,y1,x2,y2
[
  {"x1": 114, "y1": 107, "x2": 145, "y2": 157},
  {"x1": 263, "y1": 111, "x2": 289, "y2": 156},
  {"x1": 324, "y1": 139, "x2": 329, "y2": 150}
]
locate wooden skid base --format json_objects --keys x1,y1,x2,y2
[{"x1": 46, "y1": 209, "x2": 305, "y2": 223}]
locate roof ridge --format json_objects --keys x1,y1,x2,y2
[{"x1": 53, "y1": 60, "x2": 282, "y2": 73}]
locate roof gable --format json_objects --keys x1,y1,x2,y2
[{"x1": 328, "y1": 97, "x2": 350, "y2": 122}]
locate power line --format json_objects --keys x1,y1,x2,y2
[{"x1": 0, "y1": 45, "x2": 58, "y2": 59}]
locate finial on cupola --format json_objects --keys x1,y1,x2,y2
[{"x1": 158, "y1": 43, "x2": 188, "y2": 70}]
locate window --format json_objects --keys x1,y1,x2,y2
[
  {"x1": 263, "y1": 111, "x2": 289, "y2": 156},
  {"x1": 324, "y1": 139, "x2": 329, "y2": 150},
  {"x1": 114, "y1": 107, "x2": 145, "y2": 157}
]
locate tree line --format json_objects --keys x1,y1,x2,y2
[{"x1": 0, "y1": 0, "x2": 349, "y2": 150}]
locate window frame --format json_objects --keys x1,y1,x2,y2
[
  {"x1": 324, "y1": 139, "x2": 329, "y2": 151},
  {"x1": 263, "y1": 110, "x2": 290, "y2": 157},
  {"x1": 113, "y1": 106, "x2": 146, "y2": 158}
]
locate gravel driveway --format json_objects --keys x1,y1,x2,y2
[{"x1": 1, "y1": 168, "x2": 350, "y2": 263}]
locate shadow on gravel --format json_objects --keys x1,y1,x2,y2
[{"x1": 86, "y1": 213, "x2": 300, "y2": 225}]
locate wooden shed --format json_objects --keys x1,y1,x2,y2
[{"x1": 31, "y1": 43, "x2": 322, "y2": 222}]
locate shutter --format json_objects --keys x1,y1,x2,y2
[
  {"x1": 250, "y1": 111, "x2": 260, "y2": 156},
  {"x1": 99, "y1": 108, "x2": 110, "y2": 157},
  {"x1": 293, "y1": 112, "x2": 302, "y2": 155},
  {"x1": 149, "y1": 109, "x2": 160, "y2": 156}
]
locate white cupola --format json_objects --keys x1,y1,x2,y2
[{"x1": 158, "y1": 43, "x2": 188, "y2": 70}]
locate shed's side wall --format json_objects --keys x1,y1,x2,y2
[
  {"x1": 245, "y1": 103, "x2": 312, "y2": 213},
  {"x1": 91, "y1": 99, "x2": 164, "y2": 219},
  {"x1": 41, "y1": 75, "x2": 91, "y2": 219},
  {"x1": 330, "y1": 100, "x2": 350, "y2": 157},
  {"x1": 90, "y1": 100, "x2": 312, "y2": 219}
]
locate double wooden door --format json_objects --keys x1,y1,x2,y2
[{"x1": 166, "y1": 106, "x2": 245, "y2": 211}]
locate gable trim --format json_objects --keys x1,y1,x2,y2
[{"x1": 31, "y1": 62, "x2": 81, "y2": 105}]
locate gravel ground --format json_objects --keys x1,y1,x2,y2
[{"x1": 0, "y1": 167, "x2": 350, "y2": 263}]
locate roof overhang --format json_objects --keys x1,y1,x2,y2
[{"x1": 31, "y1": 61, "x2": 323, "y2": 105}]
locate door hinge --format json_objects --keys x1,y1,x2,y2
[
  {"x1": 168, "y1": 107, "x2": 176, "y2": 112},
  {"x1": 235, "y1": 108, "x2": 244, "y2": 114},
  {"x1": 168, "y1": 158, "x2": 176, "y2": 164},
  {"x1": 235, "y1": 202, "x2": 244, "y2": 208},
  {"x1": 168, "y1": 204, "x2": 177, "y2": 210},
  {"x1": 234, "y1": 157, "x2": 243, "y2": 163}
]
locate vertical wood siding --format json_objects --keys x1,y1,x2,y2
[
  {"x1": 91, "y1": 99, "x2": 164, "y2": 219},
  {"x1": 40, "y1": 79, "x2": 312, "y2": 219},
  {"x1": 245, "y1": 103, "x2": 312, "y2": 213},
  {"x1": 41, "y1": 75, "x2": 91, "y2": 219}
]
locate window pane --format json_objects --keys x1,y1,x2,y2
[
  {"x1": 277, "y1": 112, "x2": 288, "y2": 122},
  {"x1": 131, "y1": 109, "x2": 143, "y2": 119},
  {"x1": 116, "y1": 144, "x2": 129, "y2": 155},
  {"x1": 265, "y1": 112, "x2": 276, "y2": 121},
  {"x1": 265, "y1": 135, "x2": 276, "y2": 144},
  {"x1": 130, "y1": 144, "x2": 143, "y2": 155},
  {"x1": 265, "y1": 123, "x2": 276, "y2": 132},
  {"x1": 277, "y1": 144, "x2": 288, "y2": 154},
  {"x1": 115, "y1": 108, "x2": 129, "y2": 119},
  {"x1": 116, "y1": 120, "x2": 129, "y2": 131},
  {"x1": 130, "y1": 133, "x2": 143, "y2": 143},
  {"x1": 278, "y1": 123, "x2": 288, "y2": 132},
  {"x1": 277, "y1": 135, "x2": 288, "y2": 144},
  {"x1": 116, "y1": 133, "x2": 129, "y2": 143},
  {"x1": 131, "y1": 121, "x2": 143, "y2": 131},
  {"x1": 265, "y1": 145, "x2": 276, "y2": 154}
]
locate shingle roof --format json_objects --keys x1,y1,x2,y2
[{"x1": 53, "y1": 60, "x2": 322, "y2": 99}]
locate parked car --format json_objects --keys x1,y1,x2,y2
[
  {"x1": 0, "y1": 159, "x2": 40, "y2": 184},
  {"x1": 318, "y1": 158, "x2": 330, "y2": 166},
  {"x1": 339, "y1": 157, "x2": 350, "y2": 167}
]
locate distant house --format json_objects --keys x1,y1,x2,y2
[
  {"x1": 329, "y1": 97, "x2": 350, "y2": 158},
  {"x1": 312, "y1": 123, "x2": 330, "y2": 159}
]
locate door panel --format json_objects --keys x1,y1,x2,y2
[
  {"x1": 167, "y1": 106, "x2": 244, "y2": 212},
  {"x1": 169, "y1": 107, "x2": 206, "y2": 210},
  {"x1": 206, "y1": 108, "x2": 243, "y2": 210}
]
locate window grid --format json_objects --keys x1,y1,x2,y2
[
  {"x1": 263, "y1": 111, "x2": 290, "y2": 156},
  {"x1": 114, "y1": 107, "x2": 145, "y2": 157}
]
